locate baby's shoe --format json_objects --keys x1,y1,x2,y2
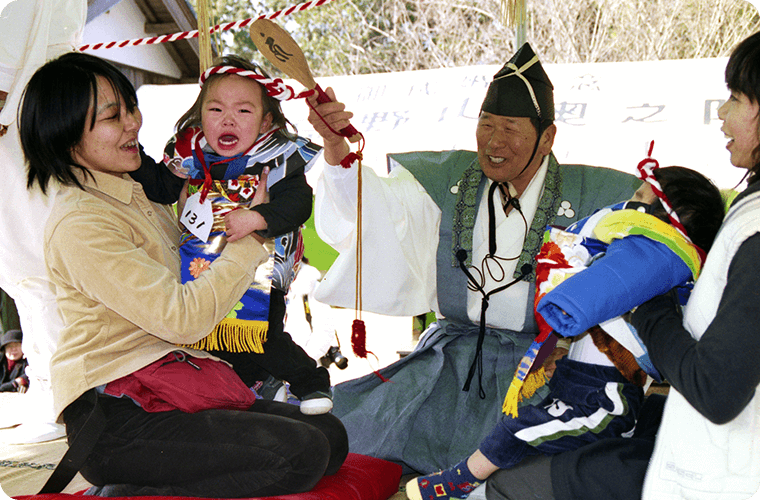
[
  {"x1": 256, "y1": 376, "x2": 288, "y2": 402},
  {"x1": 405, "y1": 460, "x2": 482, "y2": 500},
  {"x1": 299, "y1": 390, "x2": 333, "y2": 415}
]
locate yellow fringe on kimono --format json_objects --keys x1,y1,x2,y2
[
  {"x1": 502, "y1": 366, "x2": 548, "y2": 418},
  {"x1": 183, "y1": 318, "x2": 269, "y2": 354}
]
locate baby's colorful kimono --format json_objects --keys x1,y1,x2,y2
[{"x1": 164, "y1": 126, "x2": 320, "y2": 353}]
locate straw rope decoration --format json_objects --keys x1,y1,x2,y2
[
  {"x1": 78, "y1": 0, "x2": 340, "y2": 52},
  {"x1": 500, "y1": 0, "x2": 526, "y2": 27},
  {"x1": 636, "y1": 142, "x2": 687, "y2": 238},
  {"x1": 196, "y1": 0, "x2": 213, "y2": 73}
]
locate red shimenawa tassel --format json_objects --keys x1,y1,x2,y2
[
  {"x1": 351, "y1": 319, "x2": 368, "y2": 357},
  {"x1": 308, "y1": 101, "x2": 387, "y2": 383}
]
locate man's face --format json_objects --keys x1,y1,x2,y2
[
  {"x1": 4, "y1": 342, "x2": 22, "y2": 361},
  {"x1": 475, "y1": 112, "x2": 555, "y2": 186}
]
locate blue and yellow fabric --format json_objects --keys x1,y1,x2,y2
[{"x1": 503, "y1": 205, "x2": 702, "y2": 417}]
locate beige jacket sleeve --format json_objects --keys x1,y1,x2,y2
[{"x1": 46, "y1": 206, "x2": 269, "y2": 345}]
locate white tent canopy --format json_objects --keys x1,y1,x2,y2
[{"x1": 137, "y1": 56, "x2": 741, "y2": 190}]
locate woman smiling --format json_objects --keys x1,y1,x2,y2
[{"x1": 20, "y1": 52, "x2": 347, "y2": 497}]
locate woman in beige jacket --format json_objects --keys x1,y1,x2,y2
[{"x1": 19, "y1": 51, "x2": 347, "y2": 497}]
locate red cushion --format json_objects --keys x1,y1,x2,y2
[{"x1": 14, "y1": 453, "x2": 402, "y2": 500}]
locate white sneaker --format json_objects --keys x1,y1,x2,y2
[{"x1": 299, "y1": 391, "x2": 333, "y2": 415}]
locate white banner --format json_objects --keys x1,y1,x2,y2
[{"x1": 138, "y1": 56, "x2": 741, "y2": 189}]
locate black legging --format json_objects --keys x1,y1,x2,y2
[{"x1": 63, "y1": 393, "x2": 348, "y2": 497}]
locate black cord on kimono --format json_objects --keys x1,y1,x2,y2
[{"x1": 458, "y1": 247, "x2": 532, "y2": 398}]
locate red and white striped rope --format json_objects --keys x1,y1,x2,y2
[
  {"x1": 636, "y1": 141, "x2": 690, "y2": 241},
  {"x1": 199, "y1": 65, "x2": 314, "y2": 101},
  {"x1": 78, "y1": 0, "x2": 337, "y2": 52}
]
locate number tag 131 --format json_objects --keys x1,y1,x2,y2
[{"x1": 180, "y1": 191, "x2": 213, "y2": 242}]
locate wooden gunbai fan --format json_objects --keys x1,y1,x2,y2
[
  {"x1": 250, "y1": 18, "x2": 380, "y2": 372},
  {"x1": 249, "y1": 18, "x2": 362, "y2": 143}
]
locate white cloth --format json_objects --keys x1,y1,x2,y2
[
  {"x1": 315, "y1": 161, "x2": 439, "y2": 316},
  {"x1": 567, "y1": 333, "x2": 615, "y2": 367},
  {"x1": 0, "y1": 0, "x2": 86, "y2": 433},
  {"x1": 285, "y1": 263, "x2": 336, "y2": 360},
  {"x1": 0, "y1": 0, "x2": 85, "y2": 126},
  {"x1": 0, "y1": 125, "x2": 62, "y2": 429},
  {"x1": 314, "y1": 157, "x2": 549, "y2": 331},
  {"x1": 642, "y1": 192, "x2": 760, "y2": 500}
]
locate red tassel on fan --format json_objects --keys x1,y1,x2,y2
[
  {"x1": 340, "y1": 151, "x2": 362, "y2": 169},
  {"x1": 352, "y1": 319, "x2": 390, "y2": 382}
]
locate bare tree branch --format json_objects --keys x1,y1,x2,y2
[{"x1": 206, "y1": 0, "x2": 760, "y2": 77}]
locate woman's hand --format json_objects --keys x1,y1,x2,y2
[
  {"x1": 224, "y1": 210, "x2": 266, "y2": 242},
  {"x1": 307, "y1": 87, "x2": 353, "y2": 166}
]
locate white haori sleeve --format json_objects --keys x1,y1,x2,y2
[
  {"x1": 0, "y1": 0, "x2": 85, "y2": 436},
  {"x1": 314, "y1": 159, "x2": 441, "y2": 316},
  {"x1": 0, "y1": 0, "x2": 85, "y2": 126}
]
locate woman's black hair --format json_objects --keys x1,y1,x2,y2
[
  {"x1": 725, "y1": 30, "x2": 760, "y2": 179},
  {"x1": 175, "y1": 55, "x2": 296, "y2": 141},
  {"x1": 650, "y1": 166, "x2": 725, "y2": 253},
  {"x1": 20, "y1": 52, "x2": 138, "y2": 194}
]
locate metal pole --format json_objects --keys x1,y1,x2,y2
[{"x1": 515, "y1": 0, "x2": 527, "y2": 47}]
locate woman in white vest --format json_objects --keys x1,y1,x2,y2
[
  {"x1": 630, "y1": 30, "x2": 760, "y2": 500},
  {"x1": 485, "y1": 30, "x2": 760, "y2": 500}
]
